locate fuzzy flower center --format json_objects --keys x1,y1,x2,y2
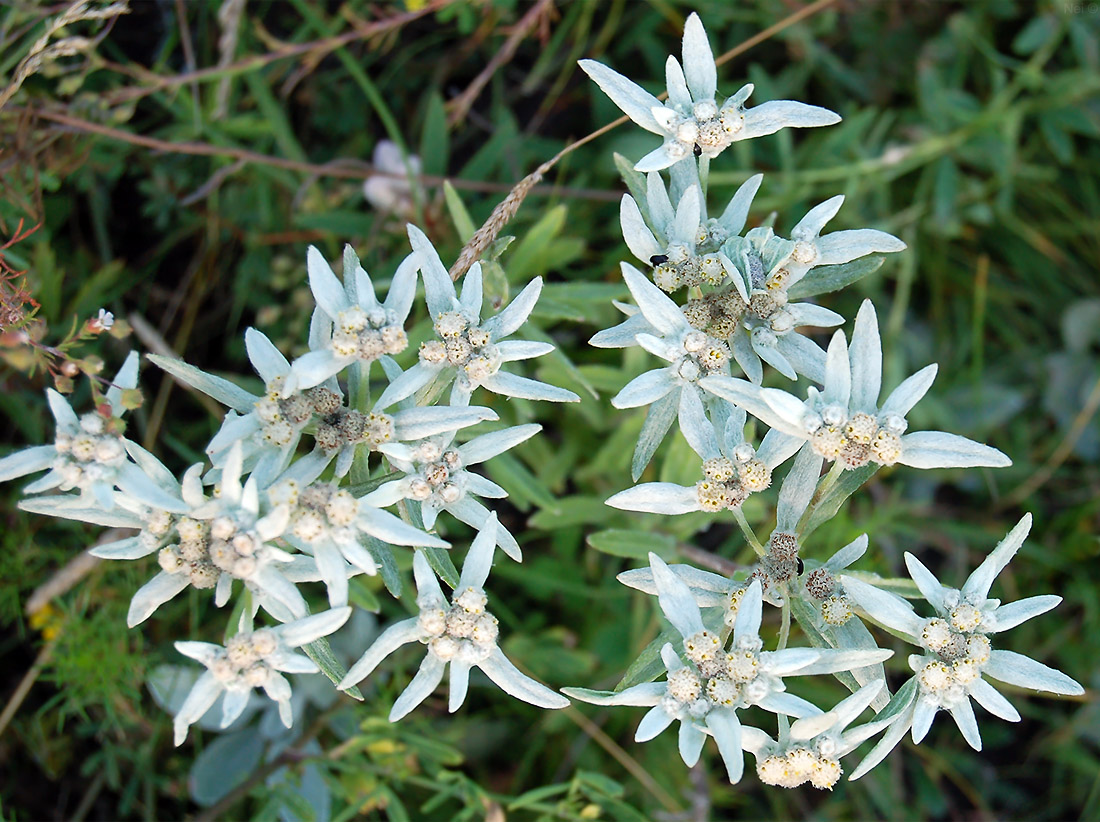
[{"x1": 420, "y1": 312, "x2": 501, "y2": 386}]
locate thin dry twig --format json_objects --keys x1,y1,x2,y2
[{"x1": 446, "y1": 0, "x2": 557, "y2": 127}]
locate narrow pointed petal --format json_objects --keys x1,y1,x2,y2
[
  {"x1": 646, "y1": 172, "x2": 675, "y2": 233},
  {"x1": 561, "y1": 682, "x2": 665, "y2": 707},
  {"x1": 620, "y1": 262, "x2": 685, "y2": 335},
  {"x1": 621, "y1": 194, "x2": 663, "y2": 263},
  {"x1": 174, "y1": 672, "x2": 222, "y2": 746},
  {"x1": 413, "y1": 550, "x2": 446, "y2": 603},
  {"x1": 634, "y1": 145, "x2": 678, "y2": 174},
  {"x1": 390, "y1": 654, "x2": 446, "y2": 721},
  {"x1": 756, "y1": 691, "x2": 821, "y2": 718},
  {"x1": 822, "y1": 330, "x2": 851, "y2": 408},
  {"x1": 733, "y1": 580, "x2": 763, "y2": 644},
  {"x1": 681, "y1": 13, "x2": 716, "y2": 102},
  {"x1": 752, "y1": 335, "x2": 796, "y2": 380},
  {"x1": 279, "y1": 607, "x2": 352, "y2": 649},
  {"x1": 578, "y1": 59, "x2": 664, "y2": 135},
  {"x1": 360, "y1": 508, "x2": 448, "y2": 548},
  {"x1": 483, "y1": 277, "x2": 542, "y2": 340},
  {"x1": 650, "y1": 553, "x2": 705, "y2": 637},
  {"x1": 791, "y1": 195, "x2": 844, "y2": 241},
  {"x1": 903, "y1": 553, "x2": 950, "y2": 613},
  {"x1": 705, "y1": 709, "x2": 744, "y2": 783},
  {"x1": 460, "y1": 424, "x2": 541, "y2": 465},
  {"x1": 983, "y1": 650, "x2": 1084, "y2": 695},
  {"x1": 448, "y1": 662, "x2": 472, "y2": 713},
  {"x1": 340, "y1": 618, "x2": 421, "y2": 689},
  {"x1": 990, "y1": 595, "x2": 1061, "y2": 632},
  {"x1": 611, "y1": 369, "x2": 676, "y2": 409},
  {"x1": 481, "y1": 371, "x2": 579, "y2": 403},
  {"x1": 116, "y1": 463, "x2": 190, "y2": 513},
  {"x1": 289, "y1": 350, "x2": 350, "y2": 393},
  {"x1": 678, "y1": 720, "x2": 706, "y2": 767},
  {"x1": 128, "y1": 572, "x2": 190, "y2": 627},
  {"x1": 478, "y1": 647, "x2": 569, "y2": 709},
  {"x1": 457, "y1": 513, "x2": 497, "y2": 591},
  {"x1": 672, "y1": 186, "x2": 701, "y2": 250},
  {"x1": 407, "y1": 224, "x2": 456, "y2": 319},
  {"x1": 817, "y1": 229, "x2": 906, "y2": 266},
  {"x1": 606, "y1": 482, "x2": 698, "y2": 515},
  {"x1": 881, "y1": 363, "x2": 937, "y2": 418},
  {"x1": 848, "y1": 300, "x2": 882, "y2": 412},
  {"x1": 0, "y1": 445, "x2": 57, "y2": 483},
  {"x1": 46, "y1": 389, "x2": 79, "y2": 428},
  {"x1": 221, "y1": 689, "x2": 251, "y2": 728},
  {"x1": 824, "y1": 533, "x2": 868, "y2": 572},
  {"x1": 718, "y1": 174, "x2": 763, "y2": 237},
  {"x1": 635, "y1": 704, "x2": 675, "y2": 741},
  {"x1": 897, "y1": 431, "x2": 1012, "y2": 469},
  {"x1": 850, "y1": 701, "x2": 915, "y2": 780},
  {"x1": 741, "y1": 100, "x2": 841, "y2": 140},
  {"x1": 911, "y1": 698, "x2": 938, "y2": 743},
  {"x1": 90, "y1": 536, "x2": 154, "y2": 560},
  {"x1": 631, "y1": 389, "x2": 678, "y2": 480},
  {"x1": 948, "y1": 698, "x2": 982, "y2": 750},
  {"x1": 245, "y1": 328, "x2": 290, "y2": 384},
  {"x1": 962, "y1": 514, "x2": 1031, "y2": 601},
  {"x1": 459, "y1": 263, "x2": 483, "y2": 319},
  {"x1": 969, "y1": 678, "x2": 1021, "y2": 722},
  {"x1": 307, "y1": 246, "x2": 350, "y2": 318},
  {"x1": 840, "y1": 575, "x2": 923, "y2": 641},
  {"x1": 374, "y1": 363, "x2": 438, "y2": 410},
  {"x1": 495, "y1": 340, "x2": 556, "y2": 362}
]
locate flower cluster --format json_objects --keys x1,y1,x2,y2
[
  {"x1": 568, "y1": 11, "x2": 1079, "y2": 790},
  {"x1": 2, "y1": 224, "x2": 577, "y2": 743}
]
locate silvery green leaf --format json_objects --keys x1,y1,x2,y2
[
  {"x1": 390, "y1": 654, "x2": 446, "y2": 721},
  {"x1": 650, "y1": 553, "x2": 705, "y2": 637},
  {"x1": 817, "y1": 229, "x2": 906, "y2": 266},
  {"x1": 189, "y1": 730, "x2": 266, "y2": 806},
  {"x1": 478, "y1": 647, "x2": 570, "y2": 709},
  {"x1": 0, "y1": 444, "x2": 56, "y2": 484},
  {"x1": 621, "y1": 262, "x2": 685, "y2": 335},
  {"x1": 306, "y1": 246, "x2": 350, "y2": 319},
  {"x1": 613, "y1": 152, "x2": 649, "y2": 208},
  {"x1": 880, "y1": 363, "x2": 937, "y2": 418},
  {"x1": 681, "y1": 13, "x2": 716, "y2": 102},
  {"x1": 485, "y1": 277, "x2": 544, "y2": 340},
  {"x1": 791, "y1": 195, "x2": 844, "y2": 241},
  {"x1": 962, "y1": 513, "x2": 1031, "y2": 601},
  {"x1": 969, "y1": 678, "x2": 1021, "y2": 722},
  {"x1": 849, "y1": 678, "x2": 918, "y2": 780},
  {"x1": 848, "y1": 300, "x2": 882, "y2": 412},
  {"x1": 578, "y1": 59, "x2": 664, "y2": 134},
  {"x1": 776, "y1": 444, "x2": 823, "y2": 532},
  {"x1": 903, "y1": 553, "x2": 950, "y2": 613},
  {"x1": 617, "y1": 630, "x2": 679, "y2": 689},
  {"x1": 646, "y1": 171, "x2": 675, "y2": 235},
  {"x1": 800, "y1": 462, "x2": 879, "y2": 538},
  {"x1": 897, "y1": 431, "x2": 1012, "y2": 469},
  {"x1": 983, "y1": 650, "x2": 1084, "y2": 695},
  {"x1": 822, "y1": 330, "x2": 851, "y2": 407},
  {"x1": 612, "y1": 369, "x2": 676, "y2": 409},
  {"x1": 989, "y1": 595, "x2": 1061, "y2": 632},
  {"x1": 719, "y1": 174, "x2": 763, "y2": 237},
  {"x1": 620, "y1": 194, "x2": 662, "y2": 263},
  {"x1": 244, "y1": 327, "x2": 291, "y2": 384},
  {"x1": 407, "y1": 224, "x2": 455, "y2": 319},
  {"x1": 562, "y1": 682, "x2": 665, "y2": 707},
  {"x1": 147, "y1": 354, "x2": 257, "y2": 413},
  {"x1": 741, "y1": 100, "x2": 841, "y2": 140},
  {"x1": 840, "y1": 575, "x2": 923, "y2": 641},
  {"x1": 606, "y1": 483, "x2": 698, "y2": 515},
  {"x1": 773, "y1": 333, "x2": 826, "y2": 384}
]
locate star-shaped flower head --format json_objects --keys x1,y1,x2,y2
[
  {"x1": 839, "y1": 514, "x2": 1084, "y2": 780},
  {"x1": 287, "y1": 244, "x2": 416, "y2": 394},
  {"x1": 121, "y1": 443, "x2": 307, "y2": 627},
  {"x1": 374, "y1": 225, "x2": 579, "y2": 409},
  {"x1": 595, "y1": 262, "x2": 742, "y2": 479},
  {"x1": 172, "y1": 607, "x2": 351, "y2": 745},
  {"x1": 740, "y1": 681, "x2": 892, "y2": 790},
  {"x1": 152, "y1": 327, "x2": 495, "y2": 486},
  {"x1": 0, "y1": 353, "x2": 188, "y2": 514},
  {"x1": 338, "y1": 515, "x2": 569, "y2": 717},
  {"x1": 606, "y1": 403, "x2": 798, "y2": 517},
  {"x1": 579, "y1": 13, "x2": 840, "y2": 171},
  {"x1": 566, "y1": 558, "x2": 892, "y2": 783},
  {"x1": 364, "y1": 424, "x2": 540, "y2": 560},
  {"x1": 701, "y1": 300, "x2": 1012, "y2": 471},
  {"x1": 267, "y1": 469, "x2": 450, "y2": 609}
]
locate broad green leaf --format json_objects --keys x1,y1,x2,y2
[
  {"x1": 303, "y1": 637, "x2": 363, "y2": 700},
  {"x1": 616, "y1": 629, "x2": 677, "y2": 690},
  {"x1": 587, "y1": 529, "x2": 675, "y2": 560},
  {"x1": 787, "y1": 256, "x2": 885, "y2": 300}
]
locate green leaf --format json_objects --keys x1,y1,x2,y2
[
  {"x1": 367, "y1": 537, "x2": 403, "y2": 599},
  {"x1": 303, "y1": 637, "x2": 363, "y2": 700},
  {"x1": 616, "y1": 629, "x2": 677, "y2": 690},
  {"x1": 421, "y1": 545, "x2": 459, "y2": 589},
  {"x1": 787, "y1": 256, "x2": 885, "y2": 300},
  {"x1": 505, "y1": 204, "x2": 568, "y2": 279},
  {"x1": 419, "y1": 93, "x2": 449, "y2": 179},
  {"x1": 587, "y1": 529, "x2": 675, "y2": 560},
  {"x1": 443, "y1": 181, "x2": 476, "y2": 242},
  {"x1": 799, "y1": 463, "x2": 879, "y2": 538},
  {"x1": 189, "y1": 730, "x2": 265, "y2": 806},
  {"x1": 613, "y1": 152, "x2": 648, "y2": 207}
]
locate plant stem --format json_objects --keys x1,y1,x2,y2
[
  {"x1": 778, "y1": 597, "x2": 791, "y2": 650},
  {"x1": 733, "y1": 507, "x2": 765, "y2": 557}
]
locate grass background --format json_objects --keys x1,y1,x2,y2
[{"x1": 0, "y1": 0, "x2": 1097, "y2": 819}]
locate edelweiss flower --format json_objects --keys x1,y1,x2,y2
[
  {"x1": 173, "y1": 607, "x2": 351, "y2": 745},
  {"x1": 288, "y1": 243, "x2": 416, "y2": 393},
  {"x1": 364, "y1": 424, "x2": 540, "y2": 560},
  {"x1": 840, "y1": 514, "x2": 1084, "y2": 780},
  {"x1": 338, "y1": 515, "x2": 569, "y2": 717},
  {"x1": 595, "y1": 262, "x2": 738, "y2": 477},
  {"x1": 566, "y1": 558, "x2": 892, "y2": 783},
  {"x1": 740, "y1": 681, "x2": 892, "y2": 790},
  {"x1": 267, "y1": 473, "x2": 449, "y2": 608},
  {"x1": 0, "y1": 353, "x2": 186, "y2": 513},
  {"x1": 153, "y1": 328, "x2": 495, "y2": 485},
  {"x1": 606, "y1": 403, "x2": 798, "y2": 516},
  {"x1": 119, "y1": 443, "x2": 306, "y2": 627},
  {"x1": 701, "y1": 300, "x2": 1012, "y2": 471},
  {"x1": 579, "y1": 13, "x2": 839, "y2": 171},
  {"x1": 375, "y1": 226, "x2": 578, "y2": 408}
]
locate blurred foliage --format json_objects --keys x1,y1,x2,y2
[{"x1": 0, "y1": 0, "x2": 1098, "y2": 819}]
